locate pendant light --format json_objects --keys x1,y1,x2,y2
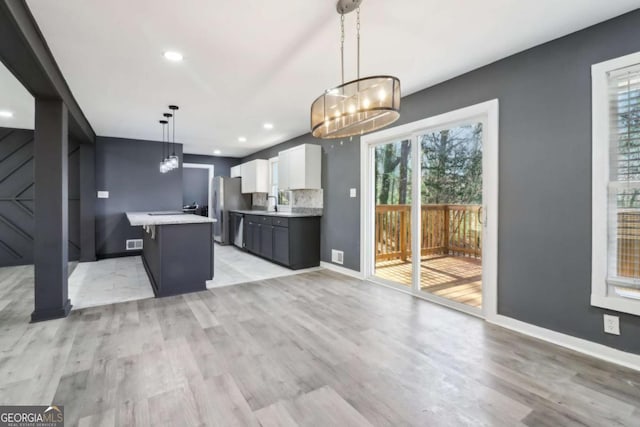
[
  {"x1": 159, "y1": 119, "x2": 169, "y2": 173},
  {"x1": 310, "y1": 0, "x2": 400, "y2": 139},
  {"x1": 163, "y1": 112, "x2": 174, "y2": 171},
  {"x1": 168, "y1": 105, "x2": 179, "y2": 169}
]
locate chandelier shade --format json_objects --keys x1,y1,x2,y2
[
  {"x1": 311, "y1": 75, "x2": 400, "y2": 139},
  {"x1": 311, "y1": 0, "x2": 401, "y2": 139}
]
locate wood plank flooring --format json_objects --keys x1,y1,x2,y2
[
  {"x1": 1, "y1": 264, "x2": 640, "y2": 426},
  {"x1": 375, "y1": 255, "x2": 483, "y2": 307}
]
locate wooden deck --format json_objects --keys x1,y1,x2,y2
[{"x1": 374, "y1": 255, "x2": 482, "y2": 308}]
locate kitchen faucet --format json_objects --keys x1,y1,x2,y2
[{"x1": 267, "y1": 195, "x2": 278, "y2": 212}]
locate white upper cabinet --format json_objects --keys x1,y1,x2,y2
[
  {"x1": 240, "y1": 159, "x2": 269, "y2": 193},
  {"x1": 278, "y1": 149, "x2": 291, "y2": 190},
  {"x1": 278, "y1": 144, "x2": 321, "y2": 190},
  {"x1": 230, "y1": 165, "x2": 241, "y2": 178}
]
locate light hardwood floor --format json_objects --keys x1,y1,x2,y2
[
  {"x1": 1, "y1": 265, "x2": 639, "y2": 426},
  {"x1": 375, "y1": 255, "x2": 483, "y2": 307}
]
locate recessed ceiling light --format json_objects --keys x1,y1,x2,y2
[
  {"x1": 263, "y1": 123, "x2": 274, "y2": 130},
  {"x1": 213, "y1": 149, "x2": 221, "y2": 155},
  {"x1": 238, "y1": 136, "x2": 247, "y2": 143},
  {"x1": 163, "y1": 51, "x2": 183, "y2": 62},
  {"x1": 0, "y1": 111, "x2": 13, "y2": 118}
]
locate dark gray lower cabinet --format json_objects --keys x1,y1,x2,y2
[
  {"x1": 260, "y1": 223, "x2": 273, "y2": 259},
  {"x1": 229, "y1": 212, "x2": 243, "y2": 245},
  {"x1": 245, "y1": 219, "x2": 260, "y2": 253},
  {"x1": 272, "y1": 225, "x2": 289, "y2": 265},
  {"x1": 241, "y1": 213, "x2": 320, "y2": 269}
]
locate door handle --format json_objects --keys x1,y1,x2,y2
[{"x1": 478, "y1": 206, "x2": 487, "y2": 227}]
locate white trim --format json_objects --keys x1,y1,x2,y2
[
  {"x1": 183, "y1": 163, "x2": 214, "y2": 219},
  {"x1": 591, "y1": 52, "x2": 640, "y2": 316},
  {"x1": 591, "y1": 293, "x2": 640, "y2": 315},
  {"x1": 320, "y1": 261, "x2": 365, "y2": 279},
  {"x1": 360, "y1": 99, "x2": 499, "y2": 321},
  {"x1": 489, "y1": 314, "x2": 640, "y2": 372},
  {"x1": 483, "y1": 100, "x2": 500, "y2": 322}
]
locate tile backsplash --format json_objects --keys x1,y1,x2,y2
[
  {"x1": 291, "y1": 189, "x2": 323, "y2": 209},
  {"x1": 251, "y1": 189, "x2": 323, "y2": 214},
  {"x1": 252, "y1": 193, "x2": 267, "y2": 210}
]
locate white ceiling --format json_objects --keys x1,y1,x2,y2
[
  {"x1": 0, "y1": 62, "x2": 33, "y2": 130},
  {"x1": 5, "y1": 1, "x2": 638, "y2": 156}
]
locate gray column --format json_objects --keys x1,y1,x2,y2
[
  {"x1": 32, "y1": 99, "x2": 71, "y2": 322},
  {"x1": 79, "y1": 143, "x2": 96, "y2": 262}
]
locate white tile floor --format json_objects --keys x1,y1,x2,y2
[
  {"x1": 68, "y1": 256, "x2": 153, "y2": 310},
  {"x1": 207, "y1": 244, "x2": 321, "y2": 288},
  {"x1": 68, "y1": 244, "x2": 322, "y2": 309}
]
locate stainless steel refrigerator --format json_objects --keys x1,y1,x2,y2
[{"x1": 212, "y1": 177, "x2": 251, "y2": 244}]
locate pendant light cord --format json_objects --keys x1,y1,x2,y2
[
  {"x1": 356, "y1": 7, "x2": 360, "y2": 80},
  {"x1": 340, "y1": 13, "x2": 345, "y2": 85},
  {"x1": 172, "y1": 109, "x2": 176, "y2": 155},
  {"x1": 339, "y1": 7, "x2": 361, "y2": 85},
  {"x1": 161, "y1": 122, "x2": 165, "y2": 160}
]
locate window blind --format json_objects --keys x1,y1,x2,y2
[{"x1": 607, "y1": 65, "x2": 640, "y2": 299}]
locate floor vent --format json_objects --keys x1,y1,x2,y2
[
  {"x1": 331, "y1": 249, "x2": 344, "y2": 265},
  {"x1": 126, "y1": 239, "x2": 143, "y2": 250}
]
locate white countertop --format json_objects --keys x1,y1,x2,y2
[
  {"x1": 126, "y1": 211, "x2": 217, "y2": 226},
  {"x1": 230, "y1": 210, "x2": 322, "y2": 218}
]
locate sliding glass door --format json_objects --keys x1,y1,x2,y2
[
  {"x1": 363, "y1": 101, "x2": 497, "y2": 317},
  {"x1": 418, "y1": 123, "x2": 483, "y2": 309},
  {"x1": 372, "y1": 139, "x2": 413, "y2": 288}
]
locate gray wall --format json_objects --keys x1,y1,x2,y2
[
  {"x1": 0, "y1": 127, "x2": 81, "y2": 266},
  {"x1": 95, "y1": 136, "x2": 183, "y2": 257},
  {"x1": 183, "y1": 168, "x2": 208, "y2": 207},
  {"x1": 183, "y1": 153, "x2": 241, "y2": 177},
  {"x1": 243, "y1": 10, "x2": 640, "y2": 355}
]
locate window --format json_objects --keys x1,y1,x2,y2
[
  {"x1": 592, "y1": 52, "x2": 640, "y2": 315},
  {"x1": 268, "y1": 157, "x2": 290, "y2": 210},
  {"x1": 270, "y1": 157, "x2": 279, "y2": 200}
]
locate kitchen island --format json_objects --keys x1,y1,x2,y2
[{"x1": 126, "y1": 212, "x2": 216, "y2": 297}]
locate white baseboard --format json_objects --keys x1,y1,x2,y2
[
  {"x1": 489, "y1": 314, "x2": 640, "y2": 372},
  {"x1": 320, "y1": 262, "x2": 364, "y2": 279}
]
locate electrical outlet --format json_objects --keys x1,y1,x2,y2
[
  {"x1": 603, "y1": 314, "x2": 620, "y2": 335},
  {"x1": 97, "y1": 191, "x2": 109, "y2": 199},
  {"x1": 350, "y1": 188, "x2": 357, "y2": 198}
]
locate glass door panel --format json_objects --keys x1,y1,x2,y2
[
  {"x1": 372, "y1": 139, "x2": 413, "y2": 287},
  {"x1": 419, "y1": 123, "x2": 483, "y2": 308}
]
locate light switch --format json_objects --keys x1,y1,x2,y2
[
  {"x1": 97, "y1": 191, "x2": 109, "y2": 199},
  {"x1": 350, "y1": 188, "x2": 357, "y2": 198}
]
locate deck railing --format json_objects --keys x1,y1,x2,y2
[{"x1": 375, "y1": 204, "x2": 482, "y2": 262}]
